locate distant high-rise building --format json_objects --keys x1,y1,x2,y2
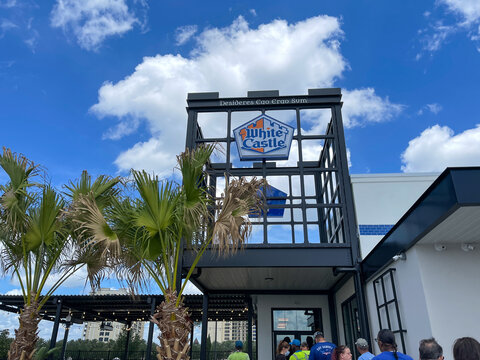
[
  {"x1": 207, "y1": 321, "x2": 256, "y2": 343},
  {"x1": 82, "y1": 288, "x2": 144, "y2": 342}
]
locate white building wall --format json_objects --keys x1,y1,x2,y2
[
  {"x1": 351, "y1": 174, "x2": 437, "y2": 258},
  {"x1": 255, "y1": 295, "x2": 331, "y2": 360},
  {"x1": 334, "y1": 278, "x2": 355, "y2": 345},
  {"x1": 365, "y1": 247, "x2": 432, "y2": 356},
  {"x1": 415, "y1": 244, "x2": 480, "y2": 360}
]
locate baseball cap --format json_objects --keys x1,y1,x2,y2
[
  {"x1": 355, "y1": 338, "x2": 369, "y2": 348},
  {"x1": 235, "y1": 340, "x2": 243, "y2": 348},
  {"x1": 313, "y1": 331, "x2": 324, "y2": 339},
  {"x1": 290, "y1": 339, "x2": 301, "y2": 346}
]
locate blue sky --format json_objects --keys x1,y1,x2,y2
[{"x1": 1, "y1": 0, "x2": 480, "y2": 339}]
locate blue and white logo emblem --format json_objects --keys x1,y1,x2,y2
[{"x1": 233, "y1": 114, "x2": 294, "y2": 160}]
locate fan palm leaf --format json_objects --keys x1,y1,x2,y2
[{"x1": 0, "y1": 149, "x2": 122, "y2": 360}]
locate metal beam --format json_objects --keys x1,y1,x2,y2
[
  {"x1": 200, "y1": 294, "x2": 209, "y2": 360},
  {"x1": 146, "y1": 297, "x2": 156, "y2": 360},
  {"x1": 328, "y1": 292, "x2": 338, "y2": 345},
  {"x1": 60, "y1": 320, "x2": 71, "y2": 360},
  {"x1": 123, "y1": 322, "x2": 132, "y2": 360},
  {"x1": 48, "y1": 298, "x2": 62, "y2": 357},
  {"x1": 247, "y1": 296, "x2": 253, "y2": 359},
  {"x1": 183, "y1": 247, "x2": 353, "y2": 268}
]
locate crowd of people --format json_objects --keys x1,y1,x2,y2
[{"x1": 273, "y1": 329, "x2": 480, "y2": 360}]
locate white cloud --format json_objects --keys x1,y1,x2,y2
[
  {"x1": 418, "y1": 0, "x2": 480, "y2": 56},
  {"x1": 342, "y1": 88, "x2": 405, "y2": 127},
  {"x1": 175, "y1": 25, "x2": 197, "y2": 46},
  {"x1": 417, "y1": 22, "x2": 456, "y2": 58},
  {"x1": 401, "y1": 124, "x2": 480, "y2": 172},
  {"x1": 50, "y1": 0, "x2": 139, "y2": 50},
  {"x1": 440, "y1": 0, "x2": 480, "y2": 24},
  {"x1": 5, "y1": 288, "x2": 22, "y2": 295},
  {"x1": 417, "y1": 102, "x2": 443, "y2": 115},
  {"x1": 249, "y1": 9, "x2": 257, "y2": 17},
  {"x1": 92, "y1": 15, "x2": 402, "y2": 176},
  {"x1": 9, "y1": 266, "x2": 91, "y2": 293},
  {"x1": 0, "y1": 0, "x2": 16, "y2": 8},
  {"x1": 0, "y1": 18, "x2": 18, "y2": 37}
]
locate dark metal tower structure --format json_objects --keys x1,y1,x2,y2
[{"x1": 181, "y1": 89, "x2": 369, "y2": 360}]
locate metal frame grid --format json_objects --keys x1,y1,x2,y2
[
  {"x1": 185, "y1": 89, "x2": 357, "y2": 247},
  {"x1": 372, "y1": 268, "x2": 407, "y2": 352}
]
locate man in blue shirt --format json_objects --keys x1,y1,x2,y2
[
  {"x1": 355, "y1": 338, "x2": 374, "y2": 360},
  {"x1": 309, "y1": 331, "x2": 336, "y2": 360},
  {"x1": 372, "y1": 329, "x2": 413, "y2": 360}
]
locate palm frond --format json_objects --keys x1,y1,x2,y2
[
  {"x1": 212, "y1": 177, "x2": 265, "y2": 255},
  {"x1": 0, "y1": 148, "x2": 38, "y2": 234},
  {"x1": 64, "y1": 170, "x2": 121, "y2": 210},
  {"x1": 24, "y1": 186, "x2": 65, "y2": 251},
  {"x1": 70, "y1": 194, "x2": 121, "y2": 258}
]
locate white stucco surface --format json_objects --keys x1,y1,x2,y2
[
  {"x1": 415, "y1": 244, "x2": 480, "y2": 360},
  {"x1": 365, "y1": 247, "x2": 432, "y2": 356},
  {"x1": 255, "y1": 294, "x2": 330, "y2": 360}
]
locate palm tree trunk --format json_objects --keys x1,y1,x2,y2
[
  {"x1": 8, "y1": 296, "x2": 41, "y2": 360},
  {"x1": 151, "y1": 289, "x2": 192, "y2": 360}
]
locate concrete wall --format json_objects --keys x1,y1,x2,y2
[
  {"x1": 255, "y1": 294, "x2": 330, "y2": 360},
  {"x1": 351, "y1": 173, "x2": 437, "y2": 258},
  {"x1": 365, "y1": 246, "x2": 432, "y2": 356},
  {"x1": 415, "y1": 244, "x2": 480, "y2": 360}
]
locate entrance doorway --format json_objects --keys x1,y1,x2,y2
[{"x1": 272, "y1": 309, "x2": 322, "y2": 357}]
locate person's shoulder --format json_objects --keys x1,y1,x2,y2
[
  {"x1": 360, "y1": 352, "x2": 375, "y2": 360},
  {"x1": 398, "y1": 353, "x2": 414, "y2": 360},
  {"x1": 371, "y1": 352, "x2": 389, "y2": 360}
]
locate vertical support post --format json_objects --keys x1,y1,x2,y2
[
  {"x1": 49, "y1": 298, "x2": 62, "y2": 356},
  {"x1": 146, "y1": 297, "x2": 157, "y2": 360},
  {"x1": 189, "y1": 323, "x2": 195, "y2": 358},
  {"x1": 247, "y1": 296, "x2": 253, "y2": 359},
  {"x1": 213, "y1": 321, "x2": 217, "y2": 360},
  {"x1": 353, "y1": 269, "x2": 371, "y2": 346},
  {"x1": 200, "y1": 294, "x2": 209, "y2": 360},
  {"x1": 60, "y1": 321, "x2": 70, "y2": 360},
  {"x1": 332, "y1": 104, "x2": 360, "y2": 258},
  {"x1": 123, "y1": 322, "x2": 132, "y2": 360},
  {"x1": 328, "y1": 292, "x2": 338, "y2": 345}
]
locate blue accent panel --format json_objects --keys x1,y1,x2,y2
[{"x1": 358, "y1": 225, "x2": 394, "y2": 236}]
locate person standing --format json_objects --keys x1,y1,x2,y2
[
  {"x1": 419, "y1": 338, "x2": 443, "y2": 360},
  {"x1": 276, "y1": 341, "x2": 291, "y2": 360},
  {"x1": 332, "y1": 346, "x2": 353, "y2": 360},
  {"x1": 290, "y1": 339, "x2": 306, "y2": 360},
  {"x1": 453, "y1": 337, "x2": 480, "y2": 360},
  {"x1": 309, "y1": 331, "x2": 336, "y2": 360},
  {"x1": 372, "y1": 329, "x2": 413, "y2": 360},
  {"x1": 355, "y1": 338, "x2": 374, "y2": 360},
  {"x1": 301, "y1": 342, "x2": 311, "y2": 360},
  {"x1": 227, "y1": 340, "x2": 250, "y2": 360},
  {"x1": 290, "y1": 340, "x2": 310, "y2": 360}
]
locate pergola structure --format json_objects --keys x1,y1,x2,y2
[{"x1": 0, "y1": 293, "x2": 252, "y2": 360}]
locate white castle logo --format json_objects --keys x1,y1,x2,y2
[{"x1": 233, "y1": 114, "x2": 294, "y2": 160}]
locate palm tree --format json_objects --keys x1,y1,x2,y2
[
  {"x1": 74, "y1": 144, "x2": 265, "y2": 360},
  {"x1": 0, "y1": 148, "x2": 121, "y2": 360}
]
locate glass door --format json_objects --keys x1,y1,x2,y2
[{"x1": 272, "y1": 309, "x2": 322, "y2": 359}]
